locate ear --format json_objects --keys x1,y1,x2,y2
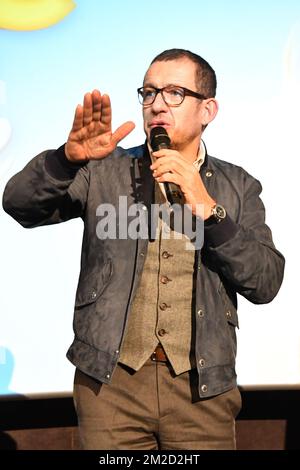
[{"x1": 201, "y1": 98, "x2": 219, "y2": 126}]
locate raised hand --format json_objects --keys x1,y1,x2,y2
[{"x1": 65, "y1": 89, "x2": 135, "y2": 162}]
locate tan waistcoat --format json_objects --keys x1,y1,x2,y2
[{"x1": 119, "y1": 183, "x2": 196, "y2": 375}]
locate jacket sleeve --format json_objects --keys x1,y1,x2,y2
[
  {"x1": 204, "y1": 174, "x2": 285, "y2": 304},
  {"x1": 2, "y1": 146, "x2": 89, "y2": 228}
]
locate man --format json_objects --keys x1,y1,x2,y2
[{"x1": 2, "y1": 49, "x2": 284, "y2": 450}]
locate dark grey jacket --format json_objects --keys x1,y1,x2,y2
[{"x1": 2, "y1": 144, "x2": 285, "y2": 397}]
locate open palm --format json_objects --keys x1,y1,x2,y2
[{"x1": 65, "y1": 90, "x2": 135, "y2": 162}]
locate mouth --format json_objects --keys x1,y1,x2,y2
[{"x1": 148, "y1": 121, "x2": 170, "y2": 129}]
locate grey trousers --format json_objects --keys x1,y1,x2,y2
[{"x1": 73, "y1": 358, "x2": 241, "y2": 450}]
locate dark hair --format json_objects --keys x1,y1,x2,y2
[{"x1": 150, "y1": 48, "x2": 217, "y2": 98}]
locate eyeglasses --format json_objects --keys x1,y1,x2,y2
[{"x1": 137, "y1": 85, "x2": 207, "y2": 107}]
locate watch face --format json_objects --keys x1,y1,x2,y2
[
  {"x1": 211, "y1": 204, "x2": 226, "y2": 222},
  {"x1": 216, "y1": 205, "x2": 226, "y2": 219}
]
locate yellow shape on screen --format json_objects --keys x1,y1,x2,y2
[{"x1": 0, "y1": 0, "x2": 76, "y2": 31}]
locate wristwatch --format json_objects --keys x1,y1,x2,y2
[{"x1": 206, "y1": 203, "x2": 227, "y2": 225}]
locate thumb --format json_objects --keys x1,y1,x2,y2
[{"x1": 111, "y1": 121, "x2": 135, "y2": 146}]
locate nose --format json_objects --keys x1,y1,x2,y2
[{"x1": 151, "y1": 91, "x2": 169, "y2": 113}]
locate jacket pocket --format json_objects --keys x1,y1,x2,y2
[
  {"x1": 75, "y1": 260, "x2": 113, "y2": 308},
  {"x1": 225, "y1": 306, "x2": 238, "y2": 327},
  {"x1": 218, "y1": 282, "x2": 239, "y2": 328},
  {"x1": 218, "y1": 282, "x2": 238, "y2": 360}
]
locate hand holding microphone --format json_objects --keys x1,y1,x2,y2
[{"x1": 150, "y1": 126, "x2": 182, "y2": 205}]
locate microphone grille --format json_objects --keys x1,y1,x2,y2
[{"x1": 150, "y1": 126, "x2": 171, "y2": 151}]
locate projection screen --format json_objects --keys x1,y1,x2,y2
[{"x1": 0, "y1": 0, "x2": 299, "y2": 396}]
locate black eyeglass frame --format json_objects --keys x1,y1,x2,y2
[{"x1": 137, "y1": 85, "x2": 207, "y2": 106}]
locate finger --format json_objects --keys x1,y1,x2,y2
[
  {"x1": 91, "y1": 89, "x2": 102, "y2": 122},
  {"x1": 152, "y1": 149, "x2": 181, "y2": 159},
  {"x1": 82, "y1": 92, "x2": 93, "y2": 126},
  {"x1": 111, "y1": 121, "x2": 135, "y2": 145},
  {"x1": 155, "y1": 172, "x2": 181, "y2": 185},
  {"x1": 152, "y1": 159, "x2": 187, "y2": 175},
  {"x1": 100, "y1": 94, "x2": 112, "y2": 127},
  {"x1": 151, "y1": 151, "x2": 187, "y2": 170},
  {"x1": 70, "y1": 104, "x2": 83, "y2": 132}
]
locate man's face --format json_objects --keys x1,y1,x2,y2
[{"x1": 142, "y1": 58, "x2": 206, "y2": 153}]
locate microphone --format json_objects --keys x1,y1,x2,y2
[{"x1": 150, "y1": 126, "x2": 182, "y2": 205}]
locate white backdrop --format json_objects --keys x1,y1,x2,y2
[{"x1": 0, "y1": 0, "x2": 299, "y2": 396}]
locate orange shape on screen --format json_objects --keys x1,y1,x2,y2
[{"x1": 0, "y1": 0, "x2": 76, "y2": 31}]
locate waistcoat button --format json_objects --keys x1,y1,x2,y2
[
  {"x1": 159, "y1": 303, "x2": 168, "y2": 311},
  {"x1": 160, "y1": 275, "x2": 171, "y2": 284},
  {"x1": 158, "y1": 328, "x2": 167, "y2": 337}
]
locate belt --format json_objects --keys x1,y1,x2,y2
[{"x1": 150, "y1": 344, "x2": 168, "y2": 363}]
